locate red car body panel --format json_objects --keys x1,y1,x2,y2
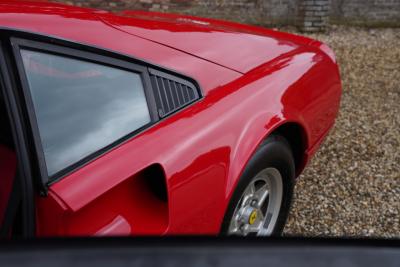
[
  {"x1": 99, "y1": 10, "x2": 303, "y2": 73},
  {"x1": 0, "y1": 1, "x2": 341, "y2": 236}
]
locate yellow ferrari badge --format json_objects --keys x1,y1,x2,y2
[{"x1": 249, "y1": 210, "x2": 257, "y2": 225}]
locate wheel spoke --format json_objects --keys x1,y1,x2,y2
[
  {"x1": 228, "y1": 217, "x2": 240, "y2": 234},
  {"x1": 240, "y1": 183, "x2": 256, "y2": 208},
  {"x1": 254, "y1": 184, "x2": 269, "y2": 208},
  {"x1": 229, "y1": 226, "x2": 241, "y2": 235},
  {"x1": 257, "y1": 209, "x2": 265, "y2": 223},
  {"x1": 246, "y1": 221, "x2": 259, "y2": 232},
  {"x1": 244, "y1": 182, "x2": 256, "y2": 196}
]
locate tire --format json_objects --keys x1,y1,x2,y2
[{"x1": 220, "y1": 135, "x2": 295, "y2": 236}]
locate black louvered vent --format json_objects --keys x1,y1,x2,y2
[{"x1": 149, "y1": 69, "x2": 200, "y2": 118}]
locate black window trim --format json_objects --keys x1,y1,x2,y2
[
  {"x1": 10, "y1": 37, "x2": 170, "y2": 187},
  {"x1": 1, "y1": 28, "x2": 203, "y2": 191},
  {"x1": 0, "y1": 40, "x2": 36, "y2": 236}
]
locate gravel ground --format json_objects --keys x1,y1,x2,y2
[{"x1": 283, "y1": 26, "x2": 400, "y2": 238}]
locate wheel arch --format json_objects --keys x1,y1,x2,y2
[
  {"x1": 220, "y1": 119, "x2": 308, "y2": 234},
  {"x1": 270, "y1": 122, "x2": 308, "y2": 177},
  {"x1": 225, "y1": 116, "x2": 310, "y2": 202}
]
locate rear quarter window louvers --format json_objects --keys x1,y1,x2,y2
[{"x1": 149, "y1": 68, "x2": 200, "y2": 118}]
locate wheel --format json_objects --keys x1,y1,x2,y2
[{"x1": 221, "y1": 135, "x2": 295, "y2": 236}]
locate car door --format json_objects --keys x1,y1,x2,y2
[{"x1": 9, "y1": 34, "x2": 203, "y2": 236}]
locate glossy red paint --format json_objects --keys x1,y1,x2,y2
[
  {"x1": 100, "y1": 11, "x2": 300, "y2": 73},
  {"x1": 0, "y1": 1, "x2": 341, "y2": 236}
]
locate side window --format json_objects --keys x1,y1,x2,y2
[{"x1": 20, "y1": 49, "x2": 151, "y2": 177}]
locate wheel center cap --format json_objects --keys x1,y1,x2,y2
[{"x1": 249, "y1": 210, "x2": 258, "y2": 225}]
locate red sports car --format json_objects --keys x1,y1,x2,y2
[{"x1": 0, "y1": 1, "x2": 341, "y2": 237}]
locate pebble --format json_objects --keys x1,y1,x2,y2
[{"x1": 283, "y1": 26, "x2": 400, "y2": 238}]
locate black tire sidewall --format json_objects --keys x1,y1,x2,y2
[{"x1": 220, "y1": 135, "x2": 295, "y2": 236}]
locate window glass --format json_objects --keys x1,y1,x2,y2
[{"x1": 21, "y1": 49, "x2": 151, "y2": 177}]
